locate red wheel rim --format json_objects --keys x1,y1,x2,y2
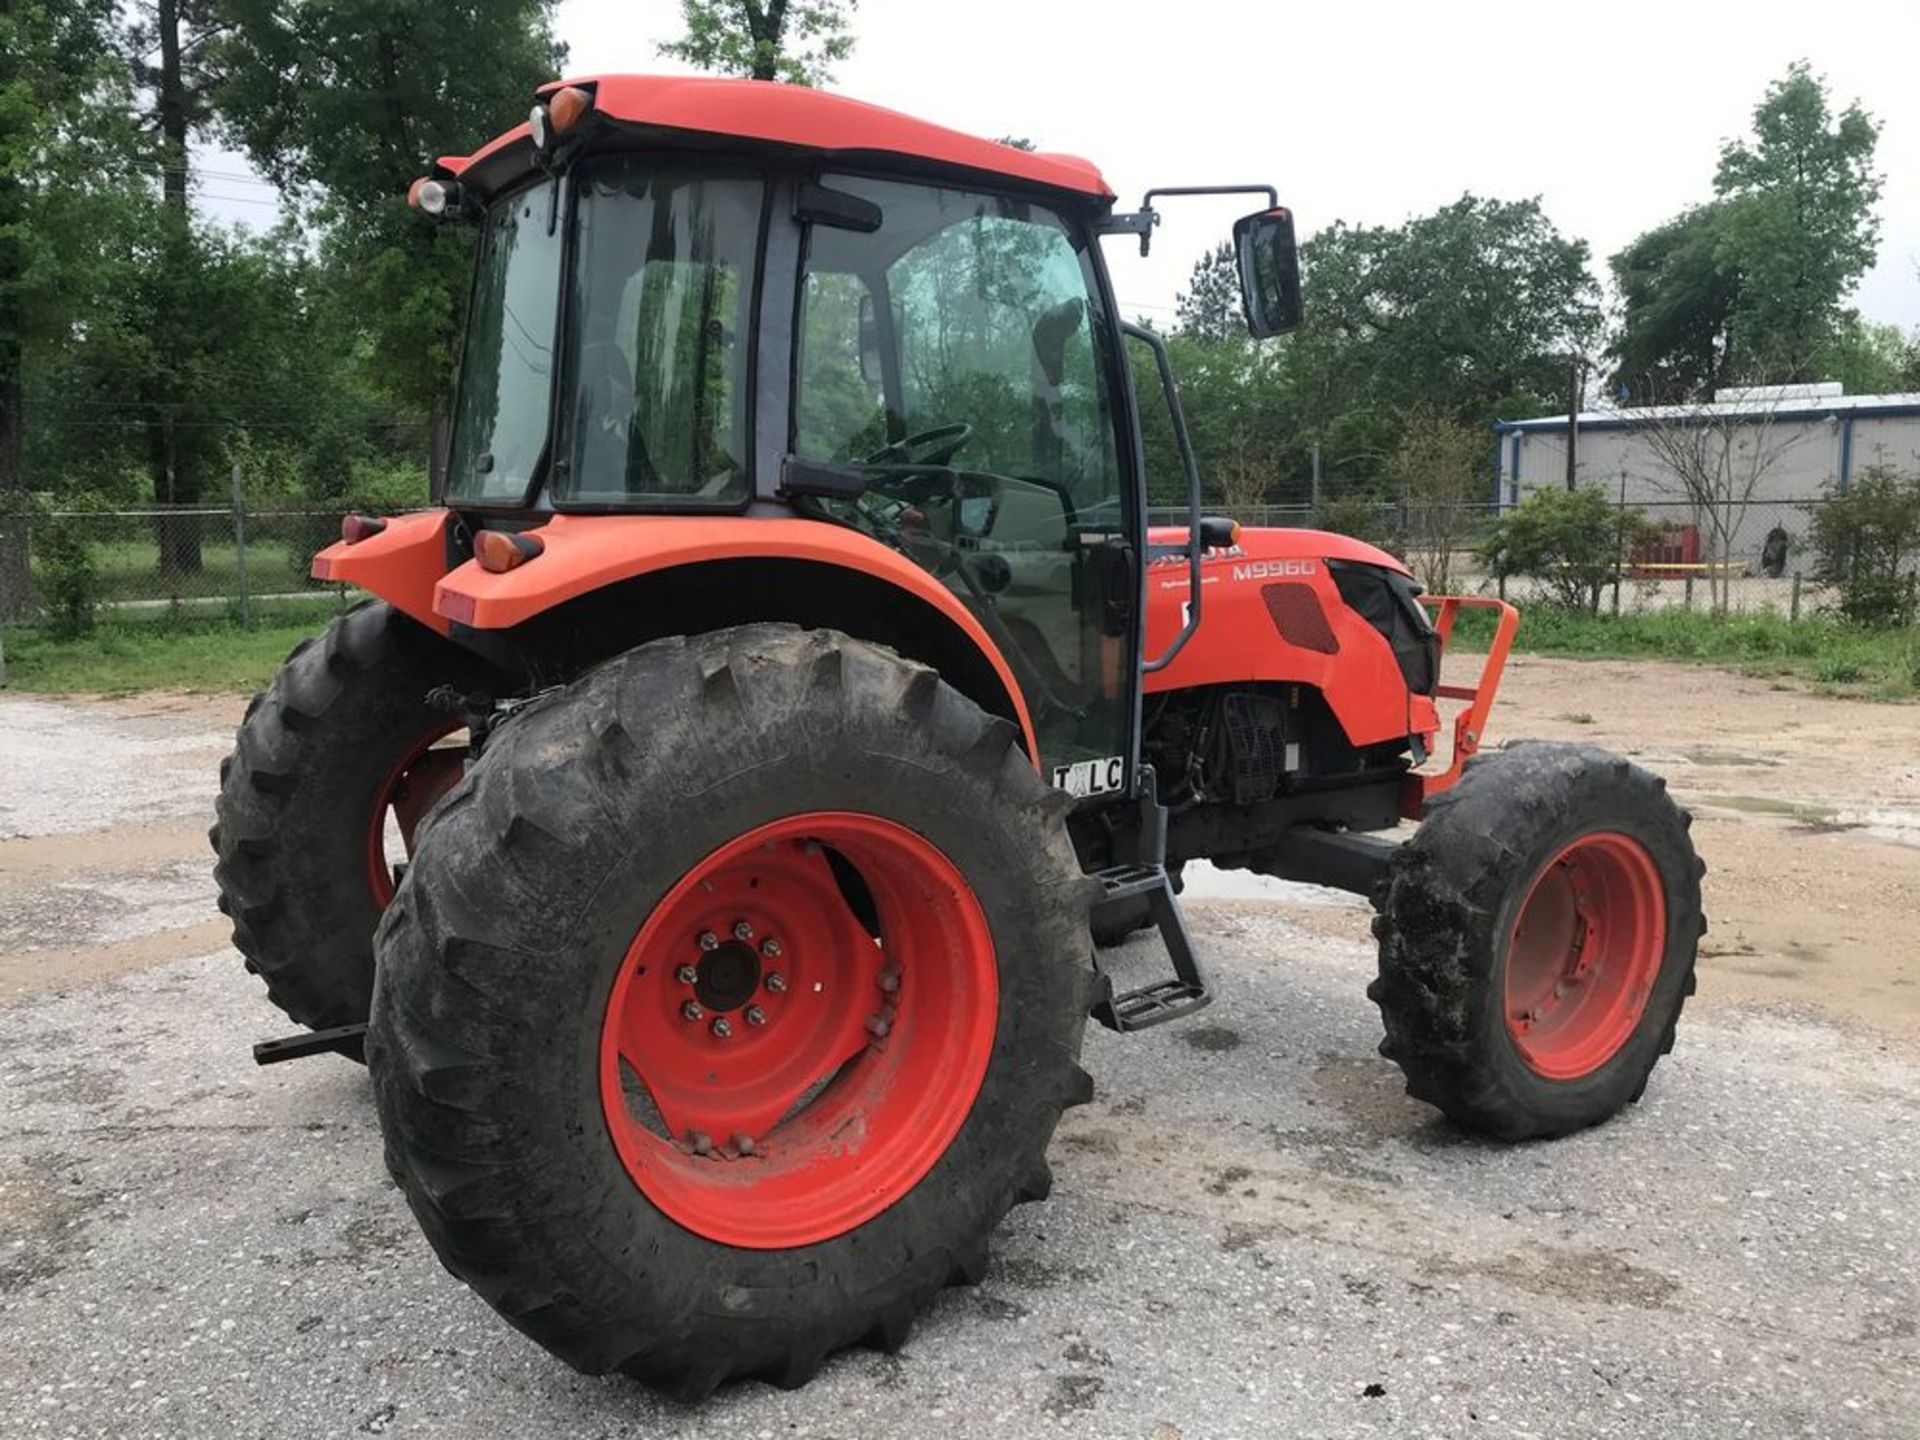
[
  {"x1": 598, "y1": 812, "x2": 998, "y2": 1249},
  {"x1": 367, "y1": 723, "x2": 466, "y2": 909},
  {"x1": 1505, "y1": 831, "x2": 1667, "y2": 1080}
]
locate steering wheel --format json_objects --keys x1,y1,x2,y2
[{"x1": 865, "y1": 422, "x2": 973, "y2": 469}]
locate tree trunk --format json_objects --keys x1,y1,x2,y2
[
  {"x1": 0, "y1": 365, "x2": 30, "y2": 621},
  {"x1": 428, "y1": 396, "x2": 452, "y2": 496}
]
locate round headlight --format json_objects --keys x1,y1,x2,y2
[
  {"x1": 415, "y1": 179, "x2": 450, "y2": 216},
  {"x1": 528, "y1": 102, "x2": 549, "y2": 150}
]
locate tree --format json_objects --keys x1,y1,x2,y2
[
  {"x1": 0, "y1": 0, "x2": 143, "y2": 615},
  {"x1": 1608, "y1": 205, "x2": 1740, "y2": 401},
  {"x1": 1817, "y1": 316, "x2": 1920, "y2": 396},
  {"x1": 1391, "y1": 405, "x2": 1487, "y2": 593},
  {"x1": 1610, "y1": 65, "x2": 1882, "y2": 400},
  {"x1": 1805, "y1": 464, "x2": 1920, "y2": 627},
  {"x1": 1623, "y1": 390, "x2": 1805, "y2": 615},
  {"x1": 659, "y1": 1, "x2": 858, "y2": 87},
  {"x1": 1713, "y1": 61, "x2": 1882, "y2": 381},
  {"x1": 214, "y1": 0, "x2": 564, "y2": 482},
  {"x1": 1478, "y1": 487, "x2": 1656, "y2": 614},
  {"x1": 1174, "y1": 242, "x2": 1241, "y2": 344},
  {"x1": 1286, "y1": 195, "x2": 1601, "y2": 451}
]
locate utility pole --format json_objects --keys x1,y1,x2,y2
[
  {"x1": 1310, "y1": 443, "x2": 1322, "y2": 517},
  {"x1": 1565, "y1": 356, "x2": 1583, "y2": 492}
]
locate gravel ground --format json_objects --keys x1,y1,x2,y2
[{"x1": 1, "y1": 692, "x2": 1916, "y2": 1439}]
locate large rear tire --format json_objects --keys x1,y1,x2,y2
[
  {"x1": 368, "y1": 625, "x2": 1095, "y2": 1396},
  {"x1": 1369, "y1": 742, "x2": 1703, "y2": 1140},
  {"x1": 211, "y1": 600, "x2": 502, "y2": 1034}
]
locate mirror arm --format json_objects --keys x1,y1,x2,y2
[{"x1": 1123, "y1": 321, "x2": 1206, "y2": 673}]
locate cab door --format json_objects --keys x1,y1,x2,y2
[{"x1": 792, "y1": 174, "x2": 1136, "y2": 797}]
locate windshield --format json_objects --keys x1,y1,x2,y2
[
  {"x1": 554, "y1": 161, "x2": 763, "y2": 506},
  {"x1": 446, "y1": 183, "x2": 565, "y2": 503}
]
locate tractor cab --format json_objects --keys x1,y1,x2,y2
[{"x1": 404, "y1": 75, "x2": 1298, "y2": 799}]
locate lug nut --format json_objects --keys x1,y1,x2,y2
[
  {"x1": 866, "y1": 1012, "x2": 892, "y2": 1039},
  {"x1": 711, "y1": 1016, "x2": 734, "y2": 1039},
  {"x1": 760, "y1": 937, "x2": 783, "y2": 959},
  {"x1": 876, "y1": 965, "x2": 901, "y2": 994},
  {"x1": 733, "y1": 919, "x2": 754, "y2": 941},
  {"x1": 744, "y1": 1005, "x2": 767, "y2": 1026},
  {"x1": 698, "y1": 930, "x2": 719, "y2": 951},
  {"x1": 689, "y1": 1131, "x2": 713, "y2": 1156},
  {"x1": 732, "y1": 1132, "x2": 756, "y2": 1156},
  {"x1": 675, "y1": 964, "x2": 698, "y2": 984},
  {"x1": 764, "y1": 972, "x2": 788, "y2": 994},
  {"x1": 681, "y1": 1000, "x2": 705, "y2": 1022}
]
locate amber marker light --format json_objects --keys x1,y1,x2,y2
[
  {"x1": 548, "y1": 85, "x2": 592, "y2": 135},
  {"x1": 474, "y1": 530, "x2": 545, "y2": 573}
]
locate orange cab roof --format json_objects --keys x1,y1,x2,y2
[{"x1": 437, "y1": 74, "x2": 1113, "y2": 202}]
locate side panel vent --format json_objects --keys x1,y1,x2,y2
[{"x1": 1261, "y1": 582, "x2": 1339, "y2": 654}]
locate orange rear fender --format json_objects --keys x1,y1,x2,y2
[
  {"x1": 431, "y1": 514, "x2": 1040, "y2": 762},
  {"x1": 311, "y1": 510, "x2": 455, "y2": 635}
]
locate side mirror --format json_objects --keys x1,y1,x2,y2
[{"x1": 1233, "y1": 206, "x2": 1302, "y2": 337}]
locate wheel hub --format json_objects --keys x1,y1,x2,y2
[
  {"x1": 690, "y1": 937, "x2": 762, "y2": 1013},
  {"x1": 598, "y1": 812, "x2": 999, "y2": 1250},
  {"x1": 1504, "y1": 831, "x2": 1666, "y2": 1080}
]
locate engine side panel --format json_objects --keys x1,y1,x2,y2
[{"x1": 1143, "y1": 526, "x2": 1440, "y2": 750}]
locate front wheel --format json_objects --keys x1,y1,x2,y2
[
  {"x1": 369, "y1": 625, "x2": 1095, "y2": 1396},
  {"x1": 1369, "y1": 742, "x2": 1703, "y2": 1140}
]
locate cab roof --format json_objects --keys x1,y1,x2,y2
[{"x1": 437, "y1": 74, "x2": 1114, "y2": 204}]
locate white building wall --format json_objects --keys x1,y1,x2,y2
[{"x1": 1500, "y1": 411, "x2": 1919, "y2": 567}]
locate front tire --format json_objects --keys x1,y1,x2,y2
[
  {"x1": 1369, "y1": 742, "x2": 1703, "y2": 1140},
  {"x1": 369, "y1": 625, "x2": 1095, "y2": 1395}
]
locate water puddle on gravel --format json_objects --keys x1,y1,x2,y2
[{"x1": 1692, "y1": 792, "x2": 1920, "y2": 848}]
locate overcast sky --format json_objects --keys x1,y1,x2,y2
[{"x1": 201, "y1": 0, "x2": 1920, "y2": 338}]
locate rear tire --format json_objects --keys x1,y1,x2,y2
[
  {"x1": 1369, "y1": 741, "x2": 1703, "y2": 1140},
  {"x1": 211, "y1": 600, "x2": 502, "y2": 1034},
  {"x1": 369, "y1": 625, "x2": 1095, "y2": 1396}
]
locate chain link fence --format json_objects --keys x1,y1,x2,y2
[
  {"x1": 1152, "y1": 495, "x2": 1857, "y2": 619},
  {"x1": 0, "y1": 491, "x2": 1876, "y2": 633},
  {"x1": 2, "y1": 501, "x2": 368, "y2": 631}
]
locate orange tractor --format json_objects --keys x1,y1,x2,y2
[{"x1": 213, "y1": 76, "x2": 1702, "y2": 1396}]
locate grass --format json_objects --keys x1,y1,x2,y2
[
  {"x1": 1, "y1": 598, "x2": 347, "y2": 696},
  {"x1": 5, "y1": 592, "x2": 1916, "y2": 702},
  {"x1": 1452, "y1": 604, "x2": 1920, "y2": 700},
  {"x1": 36, "y1": 536, "x2": 321, "y2": 603}
]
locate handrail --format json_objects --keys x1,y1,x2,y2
[
  {"x1": 1123, "y1": 321, "x2": 1205, "y2": 674},
  {"x1": 1404, "y1": 594, "x2": 1521, "y2": 816}
]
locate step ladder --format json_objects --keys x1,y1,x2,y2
[{"x1": 1087, "y1": 857, "x2": 1213, "y2": 1033}]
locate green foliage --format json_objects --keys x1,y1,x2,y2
[
  {"x1": 1447, "y1": 604, "x2": 1918, "y2": 699},
  {"x1": 214, "y1": 0, "x2": 564, "y2": 415},
  {"x1": 1479, "y1": 487, "x2": 1657, "y2": 613},
  {"x1": 1608, "y1": 205, "x2": 1739, "y2": 400},
  {"x1": 1713, "y1": 61, "x2": 1882, "y2": 380},
  {"x1": 659, "y1": 0, "x2": 858, "y2": 86},
  {"x1": 1174, "y1": 243, "x2": 1242, "y2": 345},
  {"x1": 1805, "y1": 465, "x2": 1920, "y2": 627},
  {"x1": 1312, "y1": 494, "x2": 1401, "y2": 556},
  {"x1": 1291, "y1": 195, "x2": 1600, "y2": 440},
  {"x1": 1611, "y1": 63, "x2": 1883, "y2": 398},
  {"x1": 30, "y1": 494, "x2": 104, "y2": 637},
  {"x1": 1817, "y1": 316, "x2": 1920, "y2": 396},
  {"x1": 1391, "y1": 405, "x2": 1488, "y2": 591},
  {"x1": 1, "y1": 599, "x2": 345, "y2": 694}
]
